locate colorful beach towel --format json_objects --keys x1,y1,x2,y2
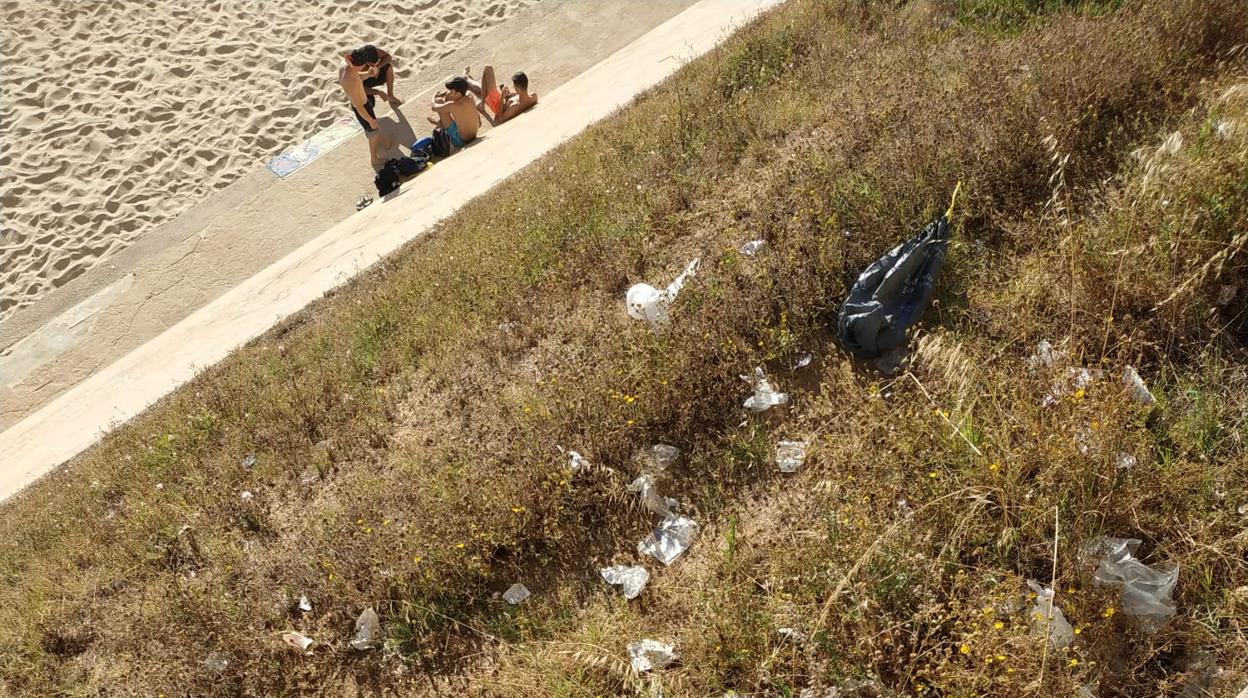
[{"x1": 266, "y1": 114, "x2": 363, "y2": 178}]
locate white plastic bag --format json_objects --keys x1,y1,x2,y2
[
  {"x1": 628, "y1": 639, "x2": 678, "y2": 672},
  {"x1": 626, "y1": 259, "x2": 701, "y2": 332},
  {"x1": 742, "y1": 367, "x2": 789, "y2": 412},
  {"x1": 1082, "y1": 537, "x2": 1177, "y2": 632}
]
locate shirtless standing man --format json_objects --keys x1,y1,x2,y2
[
  {"x1": 465, "y1": 66, "x2": 538, "y2": 125},
  {"x1": 339, "y1": 44, "x2": 402, "y2": 166},
  {"x1": 427, "y1": 76, "x2": 481, "y2": 150}
]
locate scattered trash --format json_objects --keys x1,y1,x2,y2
[
  {"x1": 240, "y1": 490, "x2": 254, "y2": 502},
  {"x1": 628, "y1": 475, "x2": 679, "y2": 517},
  {"x1": 1026, "y1": 580, "x2": 1075, "y2": 649},
  {"x1": 1115, "y1": 453, "x2": 1137, "y2": 470},
  {"x1": 792, "y1": 353, "x2": 813, "y2": 370},
  {"x1": 503, "y1": 583, "x2": 531, "y2": 605},
  {"x1": 639, "y1": 514, "x2": 699, "y2": 565},
  {"x1": 241, "y1": 454, "x2": 256, "y2": 469},
  {"x1": 626, "y1": 259, "x2": 701, "y2": 332},
  {"x1": 838, "y1": 183, "x2": 960, "y2": 359},
  {"x1": 775, "y1": 439, "x2": 808, "y2": 473},
  {"x1": 558, "y1": 447, "x2": 590, "y2": 472},
  {"x1": 203, "y1": 652, "x2": 230, "y2": 673},
  {"x1": 628, "y1": 639, "x2": 678, "y2": 673},
  {"x1": 1081, "y1": 537, "x2": 1177, "y2": 632},
  {"x1": 742, "y1": 367, "x2": 789, "y2": 412},
  {"x1": 600, "y1": 565, "x2": 650, "y2": 600},
  {"x1": 1122, "y1": 366, "x2": 1156, "y2": 406},
  {"x1": 349, "y1": 608, "x2": 382, "y2": 651},
  {"x1": 739, "y1": 239, "x2": 766, "y2": 256},
  {"x1": 282, "y1": 631, "x2": 315, "y2": 654},
  {"x1": 642, "y1": 443, "x2": 681, "y2": 472},
  {"x1": 776, "y1": 627, "x2": 806, "y2": 644},
  {"x1": 155, "y1": 483, "x2": 164, "y2": 491},
  {"x1": 1027, "y1": 340, "x2": 1063, "y2": 371},
  {"x1": 1043, "y1": 367, "x2": 1105, "y2": 407},
  {"x1": 298, "y1": 595, "x2": 313, "y2": 613}
]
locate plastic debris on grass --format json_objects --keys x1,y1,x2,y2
[
  {"x1": 776, "y1": 627, "x2": 806, "y2": 644},
  {"x1": 628, "y1": 474, "x2": 679, "y2": 517},
  {"x1": 1081, "y1": 537, "x2": 1177, "y2": 632},
  {"x1": 626, "y1": 259, "x2": 701, "y2": 332},
  {"x1": 641, "y1": 443, "x2": 681, "y2": 472},
  {"x1": 601, "y1": 565, "x2": 650, "y2": 600},
  {"x1": 628, "y1": 639, "x2": 678, "y2": 673},
  {"x1": 639, "y1": 514, "x2": 699, "y2": 565},
  {"x1": 1123, "y1": 366, "x2": 1156, "y2": 405},
  {"x1": 1027, "y1": 340, "x2": 1064, "y2": 372},
  {"x1": 503, "y1": 583, "x2": 531, "y2": 605},
  {"x1": 558, "y1": 446, "x2": 589, "y2": 472},
  {"x1": 742, "y1": 367, "x2": 789, "y2": 412},
  {"x1": 1115, "y1": 453, "x2": 1137, "y2": 470},
  {"x1": 775, "y1": 439, "x2": 808, "y2": 473},
  {"x1": 282, "y1": 631, "x2": 315, "y2": 654},
  {"x1": 350, "y1": 608, "x2": 382, "y2": 651},
  {"x1": 792, "y1": 352, "x2": 813, "y2": 370},
  {"x1": 739, "y1": 239, "x2": 766, "y2": 256},
  {"x1": 1043, "y1": 367, "x2": 1104, "y2": 407},
  {"x1": 298, "y1": 595, "x2": 313, "y2": 613},
  {"x1": 203, "y1": 652, "x2": 230, "y2": 673},
  {"x1": 241, "y1": 454, "x2": 256, "y2": 469},
  {"x1": 1026, "y1": 581, "x2": 1075, "y2": 649}
]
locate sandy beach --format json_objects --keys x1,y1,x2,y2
[{"x1": 0, "y1": 0, "x2": 537, "y2": 324}]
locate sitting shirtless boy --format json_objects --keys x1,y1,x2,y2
[
  {"x1": 427, "y1": 76, "x2": 481, "y2": 150},
  {"x1": 465, "y1": 66, "x2": 538, "y2": 125}
]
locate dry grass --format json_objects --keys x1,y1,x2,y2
[{"x1": 2, "y1": 0, "x2": 1247, "y2": 695}]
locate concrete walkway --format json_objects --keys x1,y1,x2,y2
[{"x1": 0, "y1": 0, "x2": 783, "y2": 503}]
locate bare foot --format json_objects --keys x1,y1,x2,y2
[
  {"x1": 387, "y1": 95, "x2": 403, "y2": 106},
  {"x1": 426, "y1": 115, "x2": 439, "y2": 125}
]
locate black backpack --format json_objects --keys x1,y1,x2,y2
[
  {"x1": 389, "y1": 155, "x2": 427, "y2": 176},
  {"x1": 430, "y1": 126, "x2": 453, "y2": 158},
  {"x1": 374, "y1": 164, "x2": 401, "y2": 197}
]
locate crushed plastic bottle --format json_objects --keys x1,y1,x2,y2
[
  {"x1": 503, "y1": 583, "x2": 531, "y2": 605},
  {"x1": 1081, "y1": 537, "x2": 1177, "y2": 633},
  {"x1": 626, "y1": 259, "x2": 701, "y2": 332},
  {"x1": 639, "y1": 514, "x2": 699, "y2": 565},
  {"x1": 742, "y1": 367, "x2": 789, "y2": 412},
  {"x1": 739, "y1": 240, "x2": 766, "y2": 256},
  {"x1": 628, "y1": 639, "x2": 678, "y2": 672},
  {"x1": 1026, "y1": 581, "x2": 1075, "y2": 649},
  {"x1": 600, "y1": 565, "x2": 650, "y2": 600},
  {"x1": 282, "y1": 631, "x2": 315, "y2": 654},
  {"x1": 775, "y1": 440, "x2": 807, "y2": 474},
  {"x1": 349, "y1": 608, "x2": 382, "y2": 651},
  {"x1": 628, "y1": 474, "x2": 679, "y2": 517}
]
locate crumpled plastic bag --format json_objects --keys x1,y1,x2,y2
[
  {"x1": 1043, "y1": 367, "x2": 1105, "y2": 407},
  {"x1": 1081, "y1": 537, "x2": 1177, "y2": 632},
  {"x1": 742, "y1": 367, "x2": 789, "y2": 412},
  {"x1": 350, "y1": 607, "x2": 382, "y2": 651},
  {"x1": 600, "y1": 565, "x2": 650, "y2": 600},
  {"x1": 558, "y1": 446, "x2": 589, "y2": 472},
  {"x1": 628, "y1": 639, "x2": 678, "y2": 672},
  {"x1": 628, "y1": 474, "x2": 679, "y2": 517},
  {"x1": 503, "y1": 583, "x2": 531, "y2": 605},
  {"x1": 775, "y1": 440, "x2": 807, "y2": 473},
  {"x1": 639, "y1": 514, "x2": 699, "y2": 565},
  {"x1": 626, "y1": 259, "x2": 701, "y2": 332},
  {"x1": 641, "y1": 443, "x2": 681, "y2": 472},
  {"x1": 1026, "y1": 580, "x2": 1075, "y2": 649},
  {"x1": 1027, "y1": 340, "x2": 1064, "y2": 372}
]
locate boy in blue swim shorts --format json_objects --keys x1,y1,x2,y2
[{"x1": 428, "y1": 76, "x2": 480, "y2": 152}]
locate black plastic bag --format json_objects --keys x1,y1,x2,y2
[{"x1": 837, "y1": 185, "x2": 960, "y2": 359}]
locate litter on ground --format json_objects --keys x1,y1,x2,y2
[
  {"x1": 600, "y1": 565, "x2": 650, "y2": 599},
  {"x1": 628, "y1": 639, "x2": 678, "y2": 672},
  {"x1": 1026, "y1": 580, "x2": 1075, "y2": 649},
  {"x1": 639, "y1": 514, "x2": 699, "y2": 565},
  {"x1": 350, "y1": 607, "x2": 382, "y2": 651},
  {"x1": 1081, "y1": 537, "x2": 1177, "y2": 632},
  {"x1": 282, "y1": 631, "x2": 315, "y2": 654},
  {"x1": 503, "y1": 583, "x2": 531, "y2": 605},
  {"x1": 775, "y1": 439, "x2": 808, "y2": 473},
  {"x1": 742, "y1": 367, "x2": 789, "y2": 412},
  {"x1": 626, "y1": 258, "x2": 701, "y2": 332}
]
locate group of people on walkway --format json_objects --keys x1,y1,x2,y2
[{"x1": 338, "y1": 44, "x2": 538, "y2": 166}]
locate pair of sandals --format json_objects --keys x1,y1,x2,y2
[{"x1": 355, "y1": 195, "x2": 373, "y2": 211}]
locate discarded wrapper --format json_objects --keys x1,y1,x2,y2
[
  {"x1": 792, "y1": 353, "x2": 813, "y2": 370},
  {"x1": 628, "y1": 474, "x2": 679, "y2": 517},
  {"x1": 742, "y1": 367, "x2": 789, "y2": 412},
  {"x1": 639, "y1": 514, "x2": 698, "y2": 565},
  {"x1": 628, "y1": 639, "x2": 678, "y2": 673},
  {"x1": 775, "y1": 440, "x2": 807, "y2": 474},
  {"x1": 600, "y1": 565, "x2": 650, "y2": 600},
  {"x1": 643, "y1": 443, "x2": 681, "y2": 471},
  {"x1": 1122, "y1": 366, "x2": 1156, "y2": 406},
  {"x1": 558, "y1": 446, "x2": 589, "y2": 472},
  {"x1": 503, "y1": 583, "x2": 531, "y2": 605},
  {"x1": 350, "y1": 607, "x2": 382, "y2": 651},
  {"x1": 282, "y1": 631, "x2": 315, "y2": 654},
  {"x1": 298, "y1": 595, "x2": 313, "y2": 613}
]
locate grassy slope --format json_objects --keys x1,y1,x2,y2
[{"x1": 2, "y1": 0, "x2": 1247, "y2": 695}]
